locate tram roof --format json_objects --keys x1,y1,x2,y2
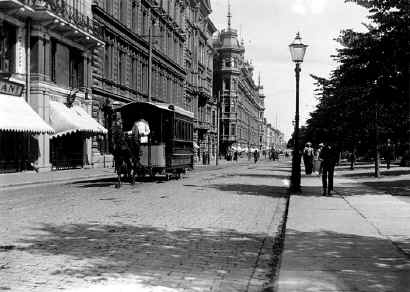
[{"x1": 118, "y1": 101, "x2": 195, "y2": 119}]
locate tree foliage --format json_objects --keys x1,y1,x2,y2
[{"x1": 304, "y1": 0, "x2": 410, "y2": 155}]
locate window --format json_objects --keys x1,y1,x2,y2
[
  {"x1": 0, "y1": 21, "x2": 15, "y2": 73},
  {"x1": 142, "y1": 10, "x2": 147, "y2": 35},
  {"x1": 105, "y1": 0, "x2": 112, "y2": 13},
  {"x1": 69, "y1": 49, "x2": 83, "y2": 88},
  {"x1": 212, "y1": 111, "x2": 216, "y2": 127},
  {"x1": 131, "y1": 57, "x2": 137, "y2": 90},
  {"x1": 104, "y1": 44, "x2": 112, "y2": 79},
  {"x1": 137, "y1": 57, "x2": 142, "y2": 91},
  {"x1": 120, "y1": 0, "x2": 127, "y2": 24},
  {"x1": 142, "y1": 62, "x2": 148, "y2": 93},
  {"x1": 224, "y1": 123, "x2": 229, "y2": 136},
  {"x1": 224, "y1": 103, "x2": 230, "y2": 113},
  {"x1": 131, "y1": 1, "x2": 138, "y2": 32},
  {"x1": 224, "y1": 78, "x2": 230, "y2": 90},
  {"x1": 230, "y1": 124, "x2": 236, "y2": 136},
  {"x1": 118, "y1": 50, "x2": 124, "y2": 84},
  {"x1": 50, "y1": 38, "x2": 83, "y2": 88}
]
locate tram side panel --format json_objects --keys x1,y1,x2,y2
[{"x1": 167, "y1": 113, "x2": 194, "y2": 172}]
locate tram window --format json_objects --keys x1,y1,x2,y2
[{"x1": 183, "y1": 122, "x2": 186, "y2": 140}]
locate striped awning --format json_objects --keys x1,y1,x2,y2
[
  {"x1": 49, "y1": 101, "x2": 107, "y2": 138},
  {"x1": 0, "y1": 94, "x2": 54, "y2": 134}
]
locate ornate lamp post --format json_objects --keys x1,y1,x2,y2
[{"x1": 289, "y1": 32, "x2": 308, "y2": 192}]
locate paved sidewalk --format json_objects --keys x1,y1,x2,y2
[
  {"x1": 0, "y1": 167, "x2": 116, "y2": 189},
  {"x1": 277, "y1": 169, "x2": 410, "y2": 292}
]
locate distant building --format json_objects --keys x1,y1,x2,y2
[
  {"x1": 264, "y1": 123, "x2": 285, "y2": 151},
  {"x1": 212, "y1": 5, "x2": 264, "y2": 156}
]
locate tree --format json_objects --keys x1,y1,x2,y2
[{"x1": 305, "y1": 0, "x2": 410, "y2": 164}]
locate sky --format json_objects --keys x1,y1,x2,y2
[{"x1": 209, "y1": 0, "x2": 369, "y2": 140}]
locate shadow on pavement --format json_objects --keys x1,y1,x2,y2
[
  {"x1": 17, "y1": 223, "x2": 274, "y2": 291},
  {"x1": 206, "y1": 184, "x2": 288, "y2": 198},
  {"x1": 279, "y1": 228, "x2": 410, "y2": 291},
  {"x1": 340, "y1": 168, "x2": 410, "y2": 178},
  {"x1": 362, "y1": 180, "x2": 410, "y2": 196},
  {"x1": 218, "y1": 173, "x2": 291, "y2": 180},
  {"x1": 72, "y1": 176, "x2": 170, "y2": 188}
]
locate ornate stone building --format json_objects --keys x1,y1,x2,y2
[
  {"x1": 212, "y1": 10, "x2": 265, "y2": 156},
  {"x1": 184, "y1": 0, "x2": 216, "y2": 165},
  {"x1": 91, "y1": 0, "x2": 187, "y2": 166},
  {"x1": 0, "y1": 0, "x2": 105, "y2": 172},
  {"x1": 91, "y1": 0, "x2": 216, "y2": 166}
]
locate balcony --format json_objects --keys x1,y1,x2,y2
[
  {"x1": 219, "y1": 65, "x2": 240, "y2": 74},
  {"x1": 195, "y1": 120, "x2": 210, "y2": 132},
  {"x1": 221, "y1": 135, "x2": 236, "y2": 142},
  {"x1": 0, "y1": 0, "x2": 103, "y2": 47}
]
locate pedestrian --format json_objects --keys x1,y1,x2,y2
[
  {"x1": 349, "y1": 149, "x2": 357, "y2": 170},
  {"x1": 319, "y1": 142, "x2": 339, "y2": 196},
  {"x1": 233, "y1": 150, "x2": 238, "y2": 162},
  {"x1": 313, "y1": 143, "x2": 324, "y2": 175},
  {"x1": 253, "y1": 150, "x2": 259, "y2": 163},
  {"x1": 303, "y1": 142, "x2": 314, "y2": 175},
  {"x1": 384, "y1": 139, "x2": 395, "y2": 169}
]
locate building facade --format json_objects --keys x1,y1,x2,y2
[
  {"x1": 91, "y1": 0, "x2": 187, "y2": 166},
  {"x1": 0, "y1": 0, "x2": 105, "y2": 173},
  {"x1": 184, "y1": 0, "x2": 216, "y2": 165},
  {"x1": 212, "y1": 15, "x2": 264, "y2": 156},
  {"x1": 263, "y1": 122, "x2": 285, "y2": 151},
  {"x1": 91, "y1": 0, "x2": 216, "y2": 166}
]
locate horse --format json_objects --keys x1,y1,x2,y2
[{"x1": 111, "y1": 124, "x2": 138, "y2": 188}]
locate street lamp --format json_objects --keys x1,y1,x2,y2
[{"x1": 289, "y1": 32, "x2": 308, "y2": 192}]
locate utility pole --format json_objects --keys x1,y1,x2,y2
[
  {"x1": 148, "y1": 17, "x2": 153, "y2": 102},
  {"x1": 216, "y1": 91, "x2": 220, "y2": 165},
  {"x1": 375, "y1": 99, "x2": 380, "y2": 177},
  {"x1": 290, "y1": 62, "x2": 301, "y2": 192}
]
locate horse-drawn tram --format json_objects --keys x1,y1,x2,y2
[{"x1": 111, "y1": 101, "x2": 194, "y2": 186}]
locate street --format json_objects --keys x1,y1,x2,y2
[{"x1": 0, "y1": 160, "x2": 288, "y2": 292}]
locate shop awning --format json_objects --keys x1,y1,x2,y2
[
  {"x1": 0, "y1": 94, "x2": 54, "y2": 134},
  {"x1": 49, "y1": 101, "x2": 107, "y2": 138}
]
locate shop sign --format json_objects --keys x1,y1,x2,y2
[{"x1": 0, "y1": 79, "x2": 23, "y2": 96}]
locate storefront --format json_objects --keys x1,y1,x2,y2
[
  {"x1": 0, "y1": 90, "x2": 55, "y2": 173},
  {"x1": 48, "y1": 100, "x2": 107, "y2": 169}
]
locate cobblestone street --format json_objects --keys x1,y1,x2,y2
[{"x1": 0, "y1": 160, "x2": 288, "y2": 292}]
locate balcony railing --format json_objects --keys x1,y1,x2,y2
[
  {"x1": 37, "y1": 0, "x2": 101, "y2": 36},
  {"x1": 1, "y1": 0, "x2": 103, "y2": 42},
  {"x1": 196, "y1": 120, "x2": 210, "y2": 131}
]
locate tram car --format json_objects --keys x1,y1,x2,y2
[{"x1": 115, "y1": 101, "x2": 194, "y2": 179}]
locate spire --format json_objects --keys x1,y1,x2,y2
[{"x1": 227, "y1": 0, "x2": 232, "y2": 30}]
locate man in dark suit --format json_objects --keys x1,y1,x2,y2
[{"x1": 319, "y1": 142, "x2": 339, "y2": 196}]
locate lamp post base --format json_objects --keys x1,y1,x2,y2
[{"x1": 290, "y1": 152, "x2": 301, "y2": 193}]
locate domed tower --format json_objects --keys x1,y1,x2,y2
[
  {"x1": 213, "y1": 1, "x2": 245, "y2": 155},
  {"x1": 213, "y1": 1, "x2": 264, "y2": 155}
]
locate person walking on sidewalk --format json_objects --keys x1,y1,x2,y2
[
  {"x1": 303, "y1": 142, "x2": 314, "y2": 175},
  {"x1": 384, "y1": 138, "x2": 395, "y2": 169},
  {"x1": 313, "y1": 142, "x2": 324, "y2": 175},
  {"x1": 253, "y1": 149, "x2": 259, "y2": 163},
  {"x1": 319, "y1": 142, "x2": 339, "y2": 196}
]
